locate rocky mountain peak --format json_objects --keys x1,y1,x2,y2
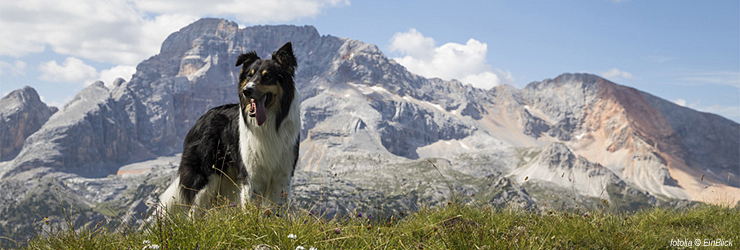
[
  {"x1": 1, "y1": 86, "x2": 45, "y2": 113},
  {"x1": 0, "y1": 86, "x2": 57, "y2": 161},
  {"x1": 159, "y1": 18, "x2": 239, "y2": 57}
]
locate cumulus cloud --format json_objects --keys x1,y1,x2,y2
[
  {"x1": 672, "y1": 99, "x2": 687, "y2": 107},
  {"x1": 0, "y1": 0, "x2": 197, "y2": 65},
  {"x1": 0, "y1": 60, "x2": 27, "y2": 76},
  {"x1": 131, "y1": 0, "x2": 349, "y2": 24},
  {"x1": 389, "y1": 28, "x2": 513, "y2": 89},
  {"x1": 0, "y1": 0, "x2": 347, "y2": 64},
  {"x1": 100, "y1": 65, "x2": 136, "y2": 86},
  {"x1": 601, "y1": 68, "x2": 634, "y2": 80},
  {"x1": 38, "y1": 57, "x2": 135, "y2": 86},
  {"x1": 38, "y1": 57, "x2": 99, "y2": 84}
]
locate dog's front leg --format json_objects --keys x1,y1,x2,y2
[{"x1": 239, "y1": 183, "x2": 264, "y2": 207}]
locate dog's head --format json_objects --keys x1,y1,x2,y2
[{"x1": 235, "y1": 42, "x2": 297, "y2": 128}]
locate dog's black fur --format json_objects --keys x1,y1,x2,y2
[{"x1": 178, "y1": 104, "x2": 242, "y2": 205}]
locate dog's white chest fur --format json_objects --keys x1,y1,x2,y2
[{"x1": 237, "y1": 93, "x2": 300, "y2": 205}]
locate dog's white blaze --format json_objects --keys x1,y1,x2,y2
[{"x1": 238, "y1": 90, "x2": 301, "y2": 206}]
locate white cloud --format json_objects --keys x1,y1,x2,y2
[
  {"x1": 672, "y1": 99, "x2": 687, "y2": 107},
  {"x1": 389, "y1": 29, "x2": 436, "y2": 59},
  {"x1": 0, "y1": 60, "x2": 27, "y2": 76},
  {"x1": 132, "y1": 0, "x2": 349, "y2": 24},
  {"x1": 38, "y1": 57, "x2": 135, "y2": 86},
  {"x1": 100, "y1": 65, "x2": 136, "y2": 86},
  {"x1": 1, "y1": 0, "x2": 347, "y2": 65},
  {"x1": 0, "y1": 0, "x2": 197, "y2": 65},
  {"x1": 38, "y1": 57, "x2": 99, "y2": 84},
  {"x1": 601, "y1": 68, "x2": 634, "y2": 80},
  {"x1": 389, "y1": 29, "x2": 513, "y2": 89}
]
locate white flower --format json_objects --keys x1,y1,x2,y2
[
  {"x1": 287, "y1": 234, "x2": 297, "y2": 239},
  {"x1": 142, "y1": 243, "x2": 160, "y2": 250},
  {"x1": 295, "y1": 246, "x2": 305, "y2": 250},
  {"x1": 141, "y1": 240, "x2": 160, "y2": 250}
]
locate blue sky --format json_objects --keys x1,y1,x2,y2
[{"x1": 1, "y1": 0, "x2": 738, "y2": 122}]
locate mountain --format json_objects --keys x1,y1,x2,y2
[
  {"x1": 520, "y1": 74, "x2": 739, "y2": 203},
  {"x1": 1, "y1": 18, "x2": 738, "y2": 244},
  {"x1": 0, "y1": 86, "x2": 57, "y2": 161}
]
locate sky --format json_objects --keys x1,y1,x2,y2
[{"x1": 1, "y1": 0, "x2": 738, "y2": 122}]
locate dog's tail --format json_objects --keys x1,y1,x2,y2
[{"x1": 156, "y1": 177, "x2": 190, "y2": 217}]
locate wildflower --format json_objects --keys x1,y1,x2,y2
[
  {"x1": 295, "y1": 246, "x2": 305, "y2": 250},
  {"x1": 288, "y1": 234, "x2": 297, "y2": 239},
  {"x1": 356, "y1": 212, "x2": 362, "y2": 218},
  {"x1": 334, "y1": 228, "x2": 341, "y2": 234},
  {"x1": 141, "y1": 240, "x2": 160, "y2": 250}
]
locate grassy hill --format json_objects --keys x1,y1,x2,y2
[{"x1": 13, "y1": 199, "x2": 739, "y2": 249}]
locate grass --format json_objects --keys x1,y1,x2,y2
[{"x1": 15, "y1": 199, "x2": 740, "y2": 249}]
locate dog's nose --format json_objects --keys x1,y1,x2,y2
[
  {"x1": 243, "y1": 87, "x2": 254, "y2": 96},
  {"x1": 243, "y1": 82, "x2": 256, "y2": 97}
]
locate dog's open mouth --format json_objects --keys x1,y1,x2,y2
[{"x1": 248, "y1": 94, "x2": 272, "y2": 126}]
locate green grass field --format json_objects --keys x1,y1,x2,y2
[{"x1": 15, "y1": 199, "x2": 739, "y2": 249}]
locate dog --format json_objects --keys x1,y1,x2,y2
[{"x1": 158, "y1": 42, "x2": 300, "y2": 215}]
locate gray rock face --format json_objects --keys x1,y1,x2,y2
[
  {"x1": 510, "y1": 143, "x2": 623, "y2": 198},
  {"x1": 640, "y1": 91, "x2": 740, "y2": 186},
  {"x1": 521, "y1": 73, "x2": 601, "y2": 141},
  {"x1": 0, "y1": 86, "x2": 57, "y2": 161},
  {"x1": 4, "y1": 82, "x2": 152, "y2": 178}
]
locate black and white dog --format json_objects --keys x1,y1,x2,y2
[{"x1": 159, "y1": 42, "x2": 300, "y2": 215}]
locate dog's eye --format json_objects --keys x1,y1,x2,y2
[{"x1": 263, "y1": 74, "x2": 271, "y2": 81}]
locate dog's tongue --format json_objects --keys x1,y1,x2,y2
[{"x1": 251, "y1": 98, "x2": 267, "y2": 126}]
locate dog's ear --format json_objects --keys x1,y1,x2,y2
[
  {"x1": 272, "y1": 42, "x2": 297, "y2": 75},
  {"x1": 235, "y1": 51, "x2": 259, "y2": 67}
]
